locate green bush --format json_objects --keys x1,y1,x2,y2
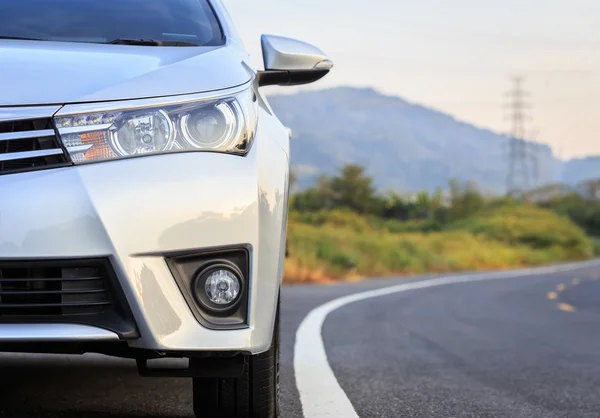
[
  {"x1": 450, "y1": 205, "x2": 593, "y2": 258},
  {"x1": 540, "y1": 194, "x2": 600, "y2": 237},
  {"x1": 289, "y1": 209, "x2": 373, "y2": 233},
  {"x1": 284, "y1": 205, "x2": 596, "y2": 283}
]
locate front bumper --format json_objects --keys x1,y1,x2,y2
[{"x1": 0, "y1": 129, "x2": 289, "y2": 354}]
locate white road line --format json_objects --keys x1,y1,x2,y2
[{"x1": 293, "y1": 261, "x2": 600, "y2": 418}]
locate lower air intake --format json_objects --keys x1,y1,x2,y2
[{"x1": 0, "y1": 259, "x2": 138, "y2": 339}]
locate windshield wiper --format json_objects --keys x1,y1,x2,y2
[
  {"x1": 0, "y1": 35, "x2": 46, "y2": 41},
  {"x1": 108, "y1": 38, "x2": 199, "y2": 47},
  {"x1": 0, "y1": 36, "x2": 199, "y2": 46}
]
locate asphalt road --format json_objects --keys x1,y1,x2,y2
[{"x1": 1, "y1": 262, "x2": 600, "y2": 417}]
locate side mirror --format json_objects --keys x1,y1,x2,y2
[{"x1": 257, "y1": 35, "x2": 333, "y2": 87}]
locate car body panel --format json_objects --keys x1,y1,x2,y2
[
  {"x1": 0, "y1": 40, "x2": 252, "y2": 106},
  {"x1": 0, "y1": 102, "x2": 289, "y2": 353},
  {"x1": 0, "y1": 0, "x2": 292, "y2": 355}
]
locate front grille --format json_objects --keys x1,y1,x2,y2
[
  {"x1": 0, "y1": 118, "x2": 70, "y2": 175},
  {"x1": 0, "y1": 259, "x2": 138, "y2": 339},
  {"x1": 0, "y1": 264, "x2": 110, "y2": 316}
]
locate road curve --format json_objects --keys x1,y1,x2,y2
[{"x1": 1, "y1": 261, "x2": 600, "y2": 417}]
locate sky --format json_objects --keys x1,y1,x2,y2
[{"x1": 224, "y1": 0, "x2": 600, "y2": 159}]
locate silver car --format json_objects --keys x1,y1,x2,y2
[{"x1": 0, "y1": 0, "x2": 332, "y2": 416}]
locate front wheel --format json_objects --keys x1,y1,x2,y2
[{"x1": 193, "y1": 301, "x2": 280, "y2": 418}]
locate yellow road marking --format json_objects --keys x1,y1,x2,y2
[
  {"x1": 547, "y1": 292, "x2": 558, "y2": 300},
  {"x1": 557, "y1": 303, "x2": 576, "y2": 313},
  {"x1": 572, "y1": 278, "x2": 581, "y2": 285},
  {"x1": 556, "y1": 283, "x2": 566, "y2": 291}
]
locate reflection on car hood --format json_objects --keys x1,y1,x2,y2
[{"x1": 0, "y1": 40, "x2": 253, "y2": 106}]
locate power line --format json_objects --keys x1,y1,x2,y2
[{"x1": 506, "y1": 76, "x2": 538, "y2": 196}]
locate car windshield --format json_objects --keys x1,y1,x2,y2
[{"x1": 0, "y1": 0, "x2": 224, "y2": 46}]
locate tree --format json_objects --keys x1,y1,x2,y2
[
  {"x1": 292, "y1": 175, "x2": 334, "y2": 212},
  {"x1": 329, "y1": 164, "x2": 379, "y2": 214},
  {"x1": 383, "y1": 190, "x2": 409, "y2": 219},
  {"x1": 447, "y1": 179, "x2": 485, "y2": 221}
]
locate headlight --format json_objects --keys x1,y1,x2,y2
[{"x1": 54, "y1": 88, "x2": 258, "y2": 163}]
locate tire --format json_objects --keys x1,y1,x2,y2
[{"x1": 193, "y1": 300, "x2": 280, "y2": 418}]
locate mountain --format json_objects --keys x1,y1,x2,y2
[
  {"x1": 267, "y1": 87, "x2": 600, "y2": 193},
  {"x1": 561, "y1": 157, "x2": 600, "y2": 184}
]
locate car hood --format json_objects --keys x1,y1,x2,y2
[{"x1": 0, "y1": 40, "x2": 253, "y2": 106}]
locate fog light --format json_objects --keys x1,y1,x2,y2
[
  {"x1": 193, "y1": 264, "x2": 244, "y2": 312},
  {"x1": 167, "y1": 250, "x2": 249, "y2": 327},
  {"x1": 205, "y1": 269, "x2": 241, "y2": 305}
]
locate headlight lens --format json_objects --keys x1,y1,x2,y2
[
  {"x1": 55, "y1": 88, "x2": 257, "y2": 163},
  {"x1": 179, "y1": 102, "x2": 240, "y2": 149}
]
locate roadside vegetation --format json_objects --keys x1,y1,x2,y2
[
  {"x1": 539, "y1": 193, "x2": 600, "y2": 237},
  {"x1": 284, "y1": 165, "x2": 599, "y2": 283}
]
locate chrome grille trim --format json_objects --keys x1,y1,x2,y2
[
  {"x1": 0, "y1": 148, "x2": 65, "y2": 162},
  {"x1": 0, "y1": 323, "x2": 120, "y2": 342},
  {"x1": 0, "y1": 129, "x2": 56, "y2": 142},
  {"x1": 0, "y1": 108, "x2": 71, "y2": 174}
]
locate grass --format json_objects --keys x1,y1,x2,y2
[{"x1": 284, "y1": 206, "x2": 596, "y2": 283}]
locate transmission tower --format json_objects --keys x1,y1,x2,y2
[{"x1": 506, "y1": 76, "x2": 537, "y2": 196}]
